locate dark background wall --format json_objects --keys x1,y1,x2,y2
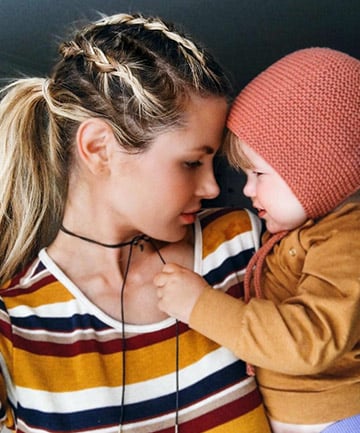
[{"x1": 1, "y1": 0, "x2": 359, "y2": 208}]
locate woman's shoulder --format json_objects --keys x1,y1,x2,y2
[
  {"x1": 0, "y1": 252, "x2": 58, "y2": 302},
  {"x1": 196, "y1": 207, "x2": 262, "y2": 251}
]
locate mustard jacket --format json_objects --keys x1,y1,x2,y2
[{"x1": 190, "y1": 202, "x2": 360, "y2": 424}]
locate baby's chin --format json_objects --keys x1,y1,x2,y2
[
  {"x1": 266, "y1": 219, "x2": 306, "y2": 234},
  {"x1": 264, "y1": 220, "x2": 290, "y2": 234}
]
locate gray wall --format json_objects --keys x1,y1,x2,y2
[{"x1": 1, "y1": 0, "x2": 359, "y2": 208}]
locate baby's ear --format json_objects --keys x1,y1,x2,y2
[{"x1": 75, "y1": 118, "x2": 115, "y2": 174}]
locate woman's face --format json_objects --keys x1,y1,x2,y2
[{"x1": 106, "y1": 94, "x2": 228, "y2": 242}]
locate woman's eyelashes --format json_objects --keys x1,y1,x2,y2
[{"x1": 184, "y1": 160, "x2": 203, "y2": 169}]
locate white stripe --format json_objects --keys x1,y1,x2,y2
[
  {"x1": 246, "y1": 208, "x2": 262, "y2": 251},
  {"x1": 202, "y1": 230, "x2": 256, "y2": 275},
  {"x1": 18, "y1": 418, "x2": 119, "y2": 433},
  {"x1": 12, "y1": 324, "x2": 112, "y2": 340},
  {"x1": 8, "y1": 298, "x2": 87, "y2": 318},
  {"x1": 212, "y1": 272, "x2": 244, "y2": 291},
  {"x1": 16, "y1": 346, "x2": 239, "y2": 412},
  {"x1": 16, "y1": 258, "x2": 49, "y2": 288},
  {"x1": 17, "y1": 420, "x2": 115, "y2": 433}
]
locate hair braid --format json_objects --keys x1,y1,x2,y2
[
  {"x1": 60, "y1": 39, "x2": 162, "y2": 113},
  {"x1": 91, "y1": 13, "x2": 219, "y2": 90},
  {"x1": 94, "y1": 13, "x2": 205, "y2": 64}
]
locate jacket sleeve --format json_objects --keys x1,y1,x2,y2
[{"x1": 190, "y1": 204, "x2": 360, "y2": 375}]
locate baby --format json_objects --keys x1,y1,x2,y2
[{"x1": 154, "y1": 47, "x2": 360, "y2": 433}]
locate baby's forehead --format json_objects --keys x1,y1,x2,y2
[{"x1": 240, "y1": 142, "x2": 272, "y2": 167}]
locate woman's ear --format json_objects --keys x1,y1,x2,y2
[{"x1": 76, "y1": 118, "x2": 115, "y2": 174}]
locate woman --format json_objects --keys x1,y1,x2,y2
[{"x1": 0, "y1": 13, "x2": 270, "y2": 432}]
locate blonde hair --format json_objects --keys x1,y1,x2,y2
[
  {"x1": 224, "y1": 129, "x2": 253, "y2": 171},
  {"x1": 0, "y1": 13, "x2": 231, "y2": 285}
]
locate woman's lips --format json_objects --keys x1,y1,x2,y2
[{"x1": 180, "y1": 211, "x2": 198, "y2": 224}]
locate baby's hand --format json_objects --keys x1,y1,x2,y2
[{"x1": 153, "y1": 263, "x2": 210, "y2": 323}]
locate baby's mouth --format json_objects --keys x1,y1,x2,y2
[{"x1": 256, "y1": 208, "x2": 266, "y2": 218}]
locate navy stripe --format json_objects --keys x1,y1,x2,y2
[
  {"x1": 0, "y1": 405, "x2": 6, "y2": 420},
  {"x1": 0, "y1": 298, "x2": 7, "y2": 311},
  {"x1": 123, "y1": 360, "x2": 247, "y2": 422},
  {"x1": 204, "y1": 248, "x2": 254, "y2": 285},
  {"x1": 18, "y1": 404, "x2": 120, "y2": 432},
  {"x1": 11, "y1": 313, "x2": 110, "y2": 332}
]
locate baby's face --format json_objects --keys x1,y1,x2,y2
[{"x1": 241, "y1": 143, "x2": 307, "y2": 233}]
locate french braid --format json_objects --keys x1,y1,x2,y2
[
  {"x1": 60, "y1": 39, "x2": 161, "y2": 111},
  {"x1": 95, "y1": 13, "x2": 206, "y2": 65}
]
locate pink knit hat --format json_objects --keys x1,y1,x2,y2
[{"x1": 227, "y1": 47, "x2": 360, "y2": 219}]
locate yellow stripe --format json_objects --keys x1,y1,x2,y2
[
  {"x1": 202, "y1": 210, "x2": 251, "y2": 258},
  {"x1": 14, "y1": 329, "x2": 220, "y2": 390},
  {"x1": 6, "y1": 281, "x2": 74, "y2": 308}
]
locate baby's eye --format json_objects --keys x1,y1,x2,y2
[
  {"x1": 184, "y1": 160, "x2": 203, "y2": 169},
  {"x1": 252, "y1": 170, "x2": 264, "y2": 177}
]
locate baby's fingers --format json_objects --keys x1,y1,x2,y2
[{"x1": 153, "y1": 263, "x2": 182, "y2": 287}]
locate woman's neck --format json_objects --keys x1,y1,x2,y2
[{"x1": 46, "y1": 226, "x2": 194, "y2": 324}]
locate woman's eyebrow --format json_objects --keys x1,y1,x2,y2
[{"x1": 196, "y1": 145, "x2": 216, "y2": 154}]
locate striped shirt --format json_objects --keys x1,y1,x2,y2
[{"x1": 0, "y1": 208, "x2": 271, "y2": 433}]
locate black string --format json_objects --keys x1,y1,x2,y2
[
  {"x1": 60, "y1": 224, "x2": 149, "y2": 249},
  {"x1": 118, "y1": 239, "x2": 137, "y2": 432},
  {"x1": 148, "y1": 240, "x2": 180, "y2": 432},
  {"x1": 58, "y1": 224, "x2": 180, "y2": 431},
  {"x1": 118, "y1": 238, "x2": 180, "y2": 432}
]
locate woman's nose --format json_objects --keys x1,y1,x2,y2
[{"x1": 197, "y1": 170, "x2": 220, "y2": 200}]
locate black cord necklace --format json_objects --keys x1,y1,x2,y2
[
  {"x1": 60, "y1": 224, "x2": 180, "y2": 432},
  {"x1": 60, "y1": 224, "x2": 150, "y2": 249}
]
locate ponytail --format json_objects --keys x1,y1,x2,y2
[{"x1": 0, "y1": 78, "x2": 64, "y2": 285}]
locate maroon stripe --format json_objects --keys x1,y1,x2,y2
[
  {"x1": 125, "y1": 321, "x2": 189, "y2": 349},
  {"x1": 0, "y1": 317, "x2": 13, "y2": 340},
  {"x1": 227, "y1": 282, "x2": 244, "y2": 299},
  {"x1": 156, "y1": 387, "x2": 263, "y2": 433},
  {"x1": 2, "y1": 274, "x2": 56, "y2": 297},
  {"x1": 13, "y1": 322, "x2": 190, "y2": 356},
  {"x1": 13, "y1": 334, "x2": 123, "y2": 356}
]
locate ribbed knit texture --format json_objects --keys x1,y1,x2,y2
[{"x1": 227, "y1": 47, "x2": 360, "y2": 219}]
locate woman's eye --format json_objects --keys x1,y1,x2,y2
[{"x1": 184, "y1": 160, "x2": 203, "y2": 169}]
